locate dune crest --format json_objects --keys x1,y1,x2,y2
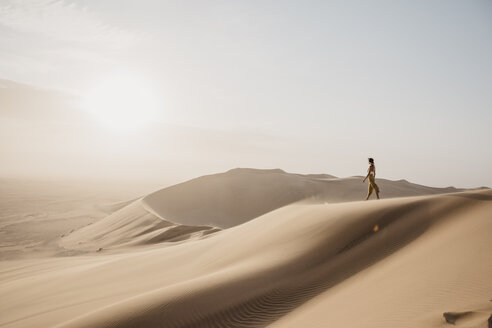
[
  {"x1": 142, "y1": 168, "x2": 464, "y2": 228},
  {"x1": 60, "y1": 199, "x2": 219, "y2": 251},
  {"x1": 60, "y1": 169, "x2": 471, "y2": 251}
]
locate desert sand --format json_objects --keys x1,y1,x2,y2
[{"x1": 0, "y1": 169, "x2": 491, "y2": 328}]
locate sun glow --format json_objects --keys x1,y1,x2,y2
[{"x1": 84, "y1": 73, "x2": 160, "y2": 130}]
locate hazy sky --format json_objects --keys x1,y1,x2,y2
[{"x1": 0, "y1": 0, "x2": 491, "y2": 188}]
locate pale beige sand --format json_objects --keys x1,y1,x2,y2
[
  {"x1": 0, "y1": 178, "x2": 170, "y2": 259},
  {"x1": 143, "y1": 168, "x2": 463, "y2": 228},
  {"x1": 1, "y1": 185, "x2": 490, "y2": 328},
  {"x1": 0, "y1": 178, "x2": 146, "y2": 260},
  {"x1": 59, "y1": 199, "x2": 219, "y2": 252},
  {"x1": 60, "y1": 168, "x2": 464, "y2": 252}
]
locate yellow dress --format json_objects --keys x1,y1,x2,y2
[
  {"x1": 368, "y1": 174, "x2": 379, "y2": 195},
  {"x1": 367, "y1": 165, "x2": 379, "y2": 196}
]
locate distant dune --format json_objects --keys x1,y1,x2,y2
[
  {"x1": 59, "y1": 168, "x2": 467, "y2": 251},
  {"x1": 143, "y1": 168, "x2": 464, "y2": 228},
  {"x1": 1, "y1": 170, "x2": 490, "y2": 328}
]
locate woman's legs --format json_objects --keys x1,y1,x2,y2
[
  {"x1": 374, "y1": 183, "x2": 380, "y2": 199},
  {"x1": 366, "y1": 183, "x2": 373, "y2": 200},
  {"x1": 367, "y1": 175, "x2": 380, "y2": 200}
]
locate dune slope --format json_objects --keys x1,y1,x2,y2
[
  {"x1": 59, "y1": 168, "x2": 466, "y2": 251},
  {"x1": 142, "y1": 168, "x2": 462, "y2": 228},
  {"x1": 59, "y1": 199, "x2": 219, "y2": 251},
  {"x1": 1, "y1": 189, "x2": 490, "y2": 328}
]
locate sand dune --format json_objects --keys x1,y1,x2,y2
[
  {"x1": 143, "y1": 168, "x2": 463, "y2": 228},
  {"x1": 60, "y1": 199, "x2": 219, "y2": 252},
  {"x1": 1, "y1": 186, "x2": 490, "y2": 328},
  {"x1": 0, "y1": 179, "x2": 145, "y2": 260},
  {"x1": 60, "y1": 168, "x2": 465, "y2": 251}
]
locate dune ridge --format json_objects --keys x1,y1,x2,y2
[
  {"x1": 60, "y1": 199, "x2": 219, "y2": 252},
  {"x1": 142, "y1": 168, "x2": 463, "y2": 228},
  {"x1": 59, "y1": 169, "x2": 468, "y2": 252},
  {"x1": 1, "y1": 188, "x2": 491, "y2": 328}
]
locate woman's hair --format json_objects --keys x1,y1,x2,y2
[{"x1": 368, "y1": 158, "x2": 374, "y2": 164}]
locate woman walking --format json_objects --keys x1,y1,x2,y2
[{"x1": 363, "y1": 157, "x2": 380, "y2": 200}]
